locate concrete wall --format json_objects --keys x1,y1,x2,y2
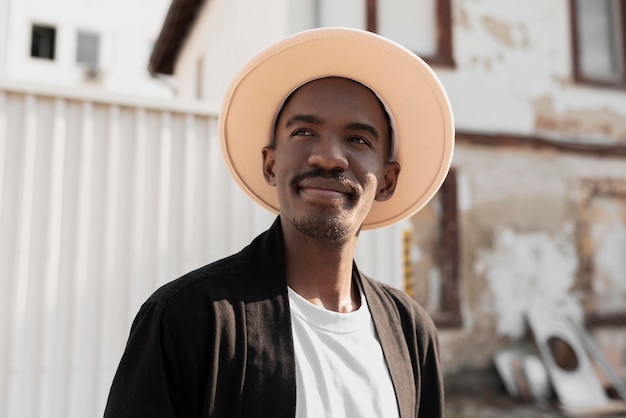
[
  {"x1": 175, "y1": 0, "x2": 291, "y2": 101},
  {"x1": 440, "y1": 142, "x2": 626, "y2": 372},
  {"x1": 441, "y1": 0, "x2": 626, "y2": 143},
  {"x1": 0, "y1": 0, "x2": 9, "y2": 77}
]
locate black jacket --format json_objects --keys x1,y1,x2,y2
[{"x1": 104, "y1": 218, "x2": 443, "y2": 417}]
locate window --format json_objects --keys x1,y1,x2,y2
[
  {"x1": 76, "y1": 31, "x2": 100, "y2": 69},
  {"x1": 570, "y1": 0, "x2": 626, "y2": 87},
  {"x1": 377, "y1": 0, "x2": 437, "y2": 55},
  {"x1": 31, "y1": 25, "x2": 56, "y2": 60},
  {"x1": 370, "y1": 0, "x2": 454, "y2": 65},
  {"x1": 289, "y1": 0, "x2": 454, "y2": 66}
]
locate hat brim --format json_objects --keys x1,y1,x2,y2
[{"x1": 219, "y1": 27, "x2": 454, "y2": 230}]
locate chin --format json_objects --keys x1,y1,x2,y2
[{"x1": 292, "y1": 214, "x2": 355, "y2": 242}]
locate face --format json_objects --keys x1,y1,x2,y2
[{"x1": 262, "y1": 77, "x2": 400, "y2": 241}]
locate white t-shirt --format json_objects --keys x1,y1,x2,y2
[{"x1": 288, "y1": 286, "x2": 400, "y2": 418}]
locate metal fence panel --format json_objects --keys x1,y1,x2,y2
[{"x1": 0, "y1": 83, "x2": 401, "y2": 418}]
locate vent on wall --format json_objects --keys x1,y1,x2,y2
[{"x1": 77, "y1": 30, "x2": 101, "y2": 80}]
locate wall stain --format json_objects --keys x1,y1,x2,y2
[
  {"x1": 481, "y1": 16, "x2": 529, "y2": 49},
  {"x1": 534, "y1": 96, "x2": 626, "y2": 142}
]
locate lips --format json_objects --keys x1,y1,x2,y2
[
  {"x1": 291, "y1": 169, "x2": 360, "y2": 204},
  {"x1": 298, "y1": 177, "x2": 352, "y2": 194}
]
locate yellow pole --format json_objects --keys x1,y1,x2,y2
[{"x1": 403, "y1": 230, "x2": 414, "y2": 298}]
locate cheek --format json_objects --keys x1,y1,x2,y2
[
  {"x1": 271, "y1": 158, "x2": 297, "y2": 190},
  {"x1": 362, "y1": 173, "x2": 379, "y2": 196}
]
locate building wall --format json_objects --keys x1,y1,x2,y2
[
  {"x1": 441, "y1": 0, "x2": 626, "y2": 143},
  {"x1": 440, "y1": 142, "x2": 626, "y2": 372},
  {"x1": 0, "y1": 0, "x2": 9, "y2": 77},
  {"x1": 175, "y1": 0, "x2": 626, "y2": 143},
  {"x1": 175, "y1": 0, "x2": 291, "y2": 101},
  {"x1": 3, "y1": 0, "x2": 173, "y2": 97}
]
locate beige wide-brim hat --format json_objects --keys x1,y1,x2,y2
[{"x1": 219, "y1": 27, "x2": 454, "y2": 230}]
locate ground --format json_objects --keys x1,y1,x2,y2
[
  {"x1": 446, "y1": 394, "x2": 626, "y2": 417},
  {"x1": 447, "y1": 394, "x2": 568, "y2": 417},
  {"x1": 444, "y1": 371, "x2": 626, "y2": 418}
]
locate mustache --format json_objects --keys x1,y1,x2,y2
[{"x1": 290, "y1": 168, "x2": 360, "y2": 194}]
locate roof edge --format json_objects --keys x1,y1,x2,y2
[{"x1": 149, "y1": 0, "x2": 204, "y2": 75}]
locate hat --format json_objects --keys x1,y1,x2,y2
[{"x1": 219, "y1": 27, "x2": 454, "y2": 230}]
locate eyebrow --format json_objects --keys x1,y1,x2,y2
[
  {"x1": 284, "y1": 114, "x2": 380, "y2": 140},
  {"x1": 345, "y1": 122, "x2": 379, "y2": 141},
  {"x1": 284, "y1": 114, "x2": 323, "y2": 127}
]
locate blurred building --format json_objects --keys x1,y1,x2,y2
[
  {"x1": 0, "y1": 0, "x2": 172, "y2": 97},
  {"x1": 1, "y1": 0, "x2": 625, "y2": 417}
]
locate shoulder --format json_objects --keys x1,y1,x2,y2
[
  {"x1": 123, "y1": 252, "x2": 248, "y2": 344},
  {"x1": 137, "y1": 219, "x2": 286, "y2": 322},
  {"x1": 147, "y1": 252, "x2": 245, "y2": 307}
]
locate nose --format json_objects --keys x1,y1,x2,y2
[{"x1": 307, "y1": 136, "x2": 348, "y2": 171}]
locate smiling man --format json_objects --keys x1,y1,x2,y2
[{"x1": 105, "y1": 28, "x2": 454, "y2": 418}]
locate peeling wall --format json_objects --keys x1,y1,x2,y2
[
  {"x1": 588, "y1": 196, "x2": 626, "y2": 314},
  {"x1": 475, "y1": 226, "x2": 579, "y2": 338},
  {"x1": 439, "y1": 144, "x2": 626, "y2": 373},
  {"x1": 431, "y1": 0, "x2": 626, "y2": 374},
  {"x1": 534, "y1": 96, "x2": 626, "y2": 142},
  {"x1": 440, "y1": 0, "x2": 626, "y2": 143}
]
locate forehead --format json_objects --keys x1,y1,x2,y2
[
  {"x1": 275, "y1": 77, "x2": 392, "y2": 140},
  {"x1": 278, "y1": 77, "x2": 386, "y2": 115}
]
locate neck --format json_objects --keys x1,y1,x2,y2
[{"x1": 281, "y1": 217, "x2": 361, "y2": 313}]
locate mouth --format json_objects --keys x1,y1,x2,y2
[
  {"x1": 291, "y1": 170, "x2": 360, "y2": 203},
  {"x1": 299, "y1": 179, "x2": 351, "y2": 201}
]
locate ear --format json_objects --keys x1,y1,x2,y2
[
  {"x1": 262, "y1": 146, "x2": 277, "y2": 186},
  {"x1": 375, "y1": 161, "x2": 400, "y2": 202}
]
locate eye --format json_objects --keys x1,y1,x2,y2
[
  {"x1": 291, "y1": 128, "x2": 314, "y2": 137},
  {"x1": 347, "y1": 136, "x2": 369, "y2": 146}
]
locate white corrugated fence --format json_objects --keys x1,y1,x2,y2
[{"x1": 0, "y1": 82, "x2": 404, "y2": 418}]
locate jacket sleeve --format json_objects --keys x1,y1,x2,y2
[{"x1": 104, "y1": 302, "x2": 182, "y2": 418}]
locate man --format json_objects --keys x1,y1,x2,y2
[{"x1": 105, "y1": 27, "x2": 454, "y2": 417}]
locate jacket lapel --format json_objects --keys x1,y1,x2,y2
[
  {"x1": 359, "y1": 270, "x2": 416, "y2": 418},
  {"x1": 240, "y1": 218, "x2": 297, "y2": 418}
]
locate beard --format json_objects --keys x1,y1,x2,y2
[{"x1": 292, "y1": 213, "x2": 353, "y2": 242}]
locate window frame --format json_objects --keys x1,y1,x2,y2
[
  {"x1": 432, "y1": 168, "x2": 461, "y2": 328},
  {"x1": 576, "y1": 178, "x2": 626, "y2": 328},
  {"x1": 366, "y1": 0, "x2": 455, "y2": 67},
  {"x1": 404, "y1": 168, "x2": 461, "y2": 329},
  {"x1": 569, "y1": 0, "x2": 626, "y2": 89}
]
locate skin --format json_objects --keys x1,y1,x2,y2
[{"x1": 262, "y1": 77, "x2": 401, "y2": 313}]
